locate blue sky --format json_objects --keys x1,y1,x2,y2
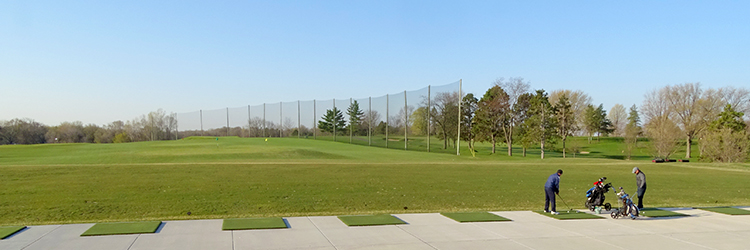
[{"x1": 2, "y1": 1, "x2": 748, "y2": 126}]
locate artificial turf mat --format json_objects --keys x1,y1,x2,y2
[
  {"x1": 222, "y1": 218, "x2": 288, "y2": 230},
  {"x1": 0, "y1": 226, "x2": 26, "y2": 239},
  {"x1": 697, "y1": 207, "x2": 750, "y2": 215},
  {"x1": 533, "y1": 210, "x2": 604, "y2": 220},
  {"x1": 338, "y1": 214, "x2": 406, "y2": 226},
  {"x1": 80, "y1": 221, "x2": 162, "y2": 236},
  {"x1": 638, "y1": 208, "x2": 689, "y2": 217},
  {"x1": 441, "y1": 212, "x2": 511, "y2": 222}
]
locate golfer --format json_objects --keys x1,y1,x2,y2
[
  {"x1": 633, "y1": 167, "x2": 646, "y2": 209},
  {"x1": 544, "y1": 169, "x2": 563, "y2": 215}
]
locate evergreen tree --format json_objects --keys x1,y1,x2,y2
[
  {"x1": 319, "y1": 107, "x2": 346, "y2": 134},
  {"x1": 346, "y1": 100, "x2": 364, "y2": 135},
  {"x1": 522, "y1": 90, "x2": 557, "y2": 159}
]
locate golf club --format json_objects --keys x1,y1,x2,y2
[{"x1": 556, "y1": 193, "x2": 579, "y2": 213}]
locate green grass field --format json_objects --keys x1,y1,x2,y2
[{"x1": 0, "y1": 136, "x2": 748, "y2": 226}]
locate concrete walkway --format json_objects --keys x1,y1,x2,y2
[{"x1": 2, "y1": 208, "x2": 749, "y2": 250}]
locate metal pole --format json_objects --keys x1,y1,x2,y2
[
  {"x1": 349, "y1": 98, "x2": 352, "y2": 144},
  {"x1": 404, "y1": 90, "x2": 407, "y2": 150},
  {"x1": 457, "y1": 79, "x2": 462, "y2": 156},
  {"x1": 279, "y1": 102, "x2": 282, "y2": 138},
  {"x1": 200, "y1": 110, "x2": 203, "y2": 136},
  {"x1": 428, "y1": 85, "x2": 431, "y2": 152},
  {"x1": 386, "y1": 94, "x2": 389, "y2": 148},
  {"x1": 298, "y1": 100, "x2": 300, "y2": 138},
  {"x1": 263, "y1": 103, "x2": 266, "y2": 138},
  {"x1": 248, "y1": 105, "x2": 251, "y2": 137},
  {"x1": 333, "y1": 98, "x2": 336, "y2": 142},
  {"x1": 368, "y1": 96, "x2": 372, "y2": 146},
  {"x1": 226, "y1": 107, "x2": 230, "y2": 136},
  {"x1": 253, "y1": 105, "x2": 256, "y2": 138},
  {"x1": 314, "y1": 99, "x2": 317, "y2": 139}
]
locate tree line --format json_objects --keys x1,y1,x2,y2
[
  {"x1": 4, "y1": 81, "x2": 748, "y2": 162},
  {"x1": 0, "y1": 109, "x2": 178, "y2": 144}
]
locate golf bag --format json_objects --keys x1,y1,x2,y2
[
  {"x1": 585, "y1": 177, "x2": 612, "y2": 211},
  {"x1": 611, "y1": 187, "x2": 639, "y2": 219}
]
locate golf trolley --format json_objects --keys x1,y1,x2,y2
[
  {"x1": 585, "y1": 177, "x2": 613, "y2": 213},
  {"x1": 611, "y1": 187, "x2": 639, "y2": 220}
]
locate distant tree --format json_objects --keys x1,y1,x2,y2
[
  {"x1": 473, "y1": 86, "x2": 509, "y2": 154},
  {"x1": 347, "y1": 100, "x2": 364, "y2": 136},
  {"x1": 514, "y1": 93, "x2": 534, "y2": 156},
  {"x1": 550, "y1": 89, "x2": 592, "y2": 135},
  {"x1": 700, "y1": 104, "x2": 749, "y2": 162},
  {"x1": 318, "y1": 107, "x2": 346, "y2": 134},
  {"x1": 608, "y1": 104, "x2": 627, "y2": 137},
  {"x1": 554, "y1": 94, "x2": 575, "y2": 158},
  {"x1": 410, "y1": 106, "x2": 429, "y2": 136},
  {"x1": 460, "y1": 93, "x2": 478, "y2": 153},
  {"x1": 522, "y1": 90, "x2": 557, "y2": 159},
  {"x1": 431, "y1": 92, "x2": 460, "y2": 149},
  {"x1": 362, "y1": 110, "x2": 381, "y2": 135},
  {"x1": 0, "y1": 118, "x2": 47, "y2": 145},
  {"x1": 644, "y1": 115, "x2": 681, "y2": 159},
  {"x1": 583, "y1": 104, "x2": 598, "y2": 143},
  {"x1": 624, "y1": 105, "x2": 642, "y2": 160},
  {"x1": 496, "y1": 77, "x2": 531, "y2": 156}
]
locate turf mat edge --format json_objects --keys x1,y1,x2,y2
[
  {"x1": 533, "y1": 210, "x2": 604, "y2": 220},
  {"x1": 222, "y1": 218, "x2": 288, "y2": 230},
  {"x1": 80, "y1": 221, "x2": 162, "y2": 236},
  {"x1": 441, "y1": 212, "x2": 511, "y2": 222},
  {"x1": 639, "y1": 208, "x2": 689, "y2": 217},
  {"x1": 697, "y1": 207, "x2": 750, "y2": 215},
  {"x1": 338, "y1": 214, "x2": 406, "y2": 226},
  {"x1": 0, "y1": 226, "x2": 26, "y2": 239}
]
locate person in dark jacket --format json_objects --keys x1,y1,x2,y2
[
  {"x1": 544, "y1": 169, "x2": 563, "y2": 215},
  {"x1": 633, "y1": 167, "x2": 646, "y2": 209}
]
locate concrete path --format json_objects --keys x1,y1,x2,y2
[{"x1": 2, "y1": 208, "x2": 749, "y2": 250}]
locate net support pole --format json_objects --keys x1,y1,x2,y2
[
  {"x1": 349, "y1": 98, "x2": 352, "y2": 144},
  {"x1": 247, "y1": 105, "x2": 251, "y2": 137},
  {"x1": 333, "y1": 98, "x2": 336, "y2": 142},
  {"x1": 298, "y1": 100, "x2": 301, "y2": 138},
  {"x1": 427, "y1": 85, "x2": 431, "y2": 152},
  {"x1": 386, "y1": 94, "x2": 389, "y2": 148},
  {"x1": 263, "y1": 103, "x2": 266, "y2": 138},
  {"x1": 314, "y1": 99, "x2": 317, "y2": 139},
  {"x1": 368, "y1": 96, "x2": 372, "y2": 146},
  {"x1": 226, "y1": 107, "x2": 230, "y2": 136},
  {"x1": 457, "y1": 79, "x2": 462, "y2": 156},
  {"x1": 404, "y1": 90, "x2": 408, "y2": 150},
  {"x1": 200, "y1": 110, "x2": 204, "y2": 136},
  {"x1": 279, "y1": 101, "x2": 282, "y2": 138},
  {"x1": 253, "y1": 105, "x2": 256, "y2": 138}
]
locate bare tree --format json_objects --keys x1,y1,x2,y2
[
  {"x1": 720, "y1": 86, "x2": 750, "y2": 119},
  {"x1": 431, "y1": 92, "x2": 460, "y2": 149},
  {"x1": 662, "y1": 83, "x2": 716, "y2": 159},
  {"x1": 644, "y1": 115, "x2": 682, "y2": 159},
  {"x1": 495, "y1": 77, "x2": 531, "y2": 156},
  {"x1": 608, "y1": 104, "x2": 627, "y2": 137}
]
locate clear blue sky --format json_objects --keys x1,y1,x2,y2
[{"x1": 2, "y1": 1, "x2": 748, "y2": 126}]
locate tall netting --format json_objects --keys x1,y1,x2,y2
[{"x1": 176, "y1": 80, "x2": 462, "y2": 153}]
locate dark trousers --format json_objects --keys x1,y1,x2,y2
[
  {"x1": 637, "y1": 188, "x2": 646, "y2": 209},
  {"x1": 544, "y1": 188, "x2": 556, "y2": 212}
]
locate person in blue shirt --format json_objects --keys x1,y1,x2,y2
[{"x1": 544, "y1": 169, "x2": 563, "y2": 215}]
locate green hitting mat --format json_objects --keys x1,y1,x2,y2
[
  {"x1": 697, "y1": 207, "x2": 750, "y2": 215},
  {"x1": 0, "y1": 226, "x2": 26, "y2": 239},
  {"x1": 338, "y1": 214, "x2": 407, "y2": 226},
  {"x1": 81, "y1": 221, "x2": 162, "y2": 236},
  {"x1": 222, "y1": 218, "x2": 288, "y2": 230},
  {"x1": 441, "y1": 212, "x2": 511, "y2": 223},
  {"x1": 639, "y1": 208, "x2": 689, "y2": 217},
  {"x1": 533, "y1": 210, "x2": 604, "y2": 220}
]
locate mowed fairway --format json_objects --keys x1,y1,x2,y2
[{"x1": 1, "y1": 137, "x2": 749, "y2": 226}]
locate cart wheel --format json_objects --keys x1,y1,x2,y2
[
  {"x1": 604, "y1": 203, "x2": 612, "y2": 211},
  {"x1": 611, "y1": 211, "x2": 618, "y2": 219}
]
